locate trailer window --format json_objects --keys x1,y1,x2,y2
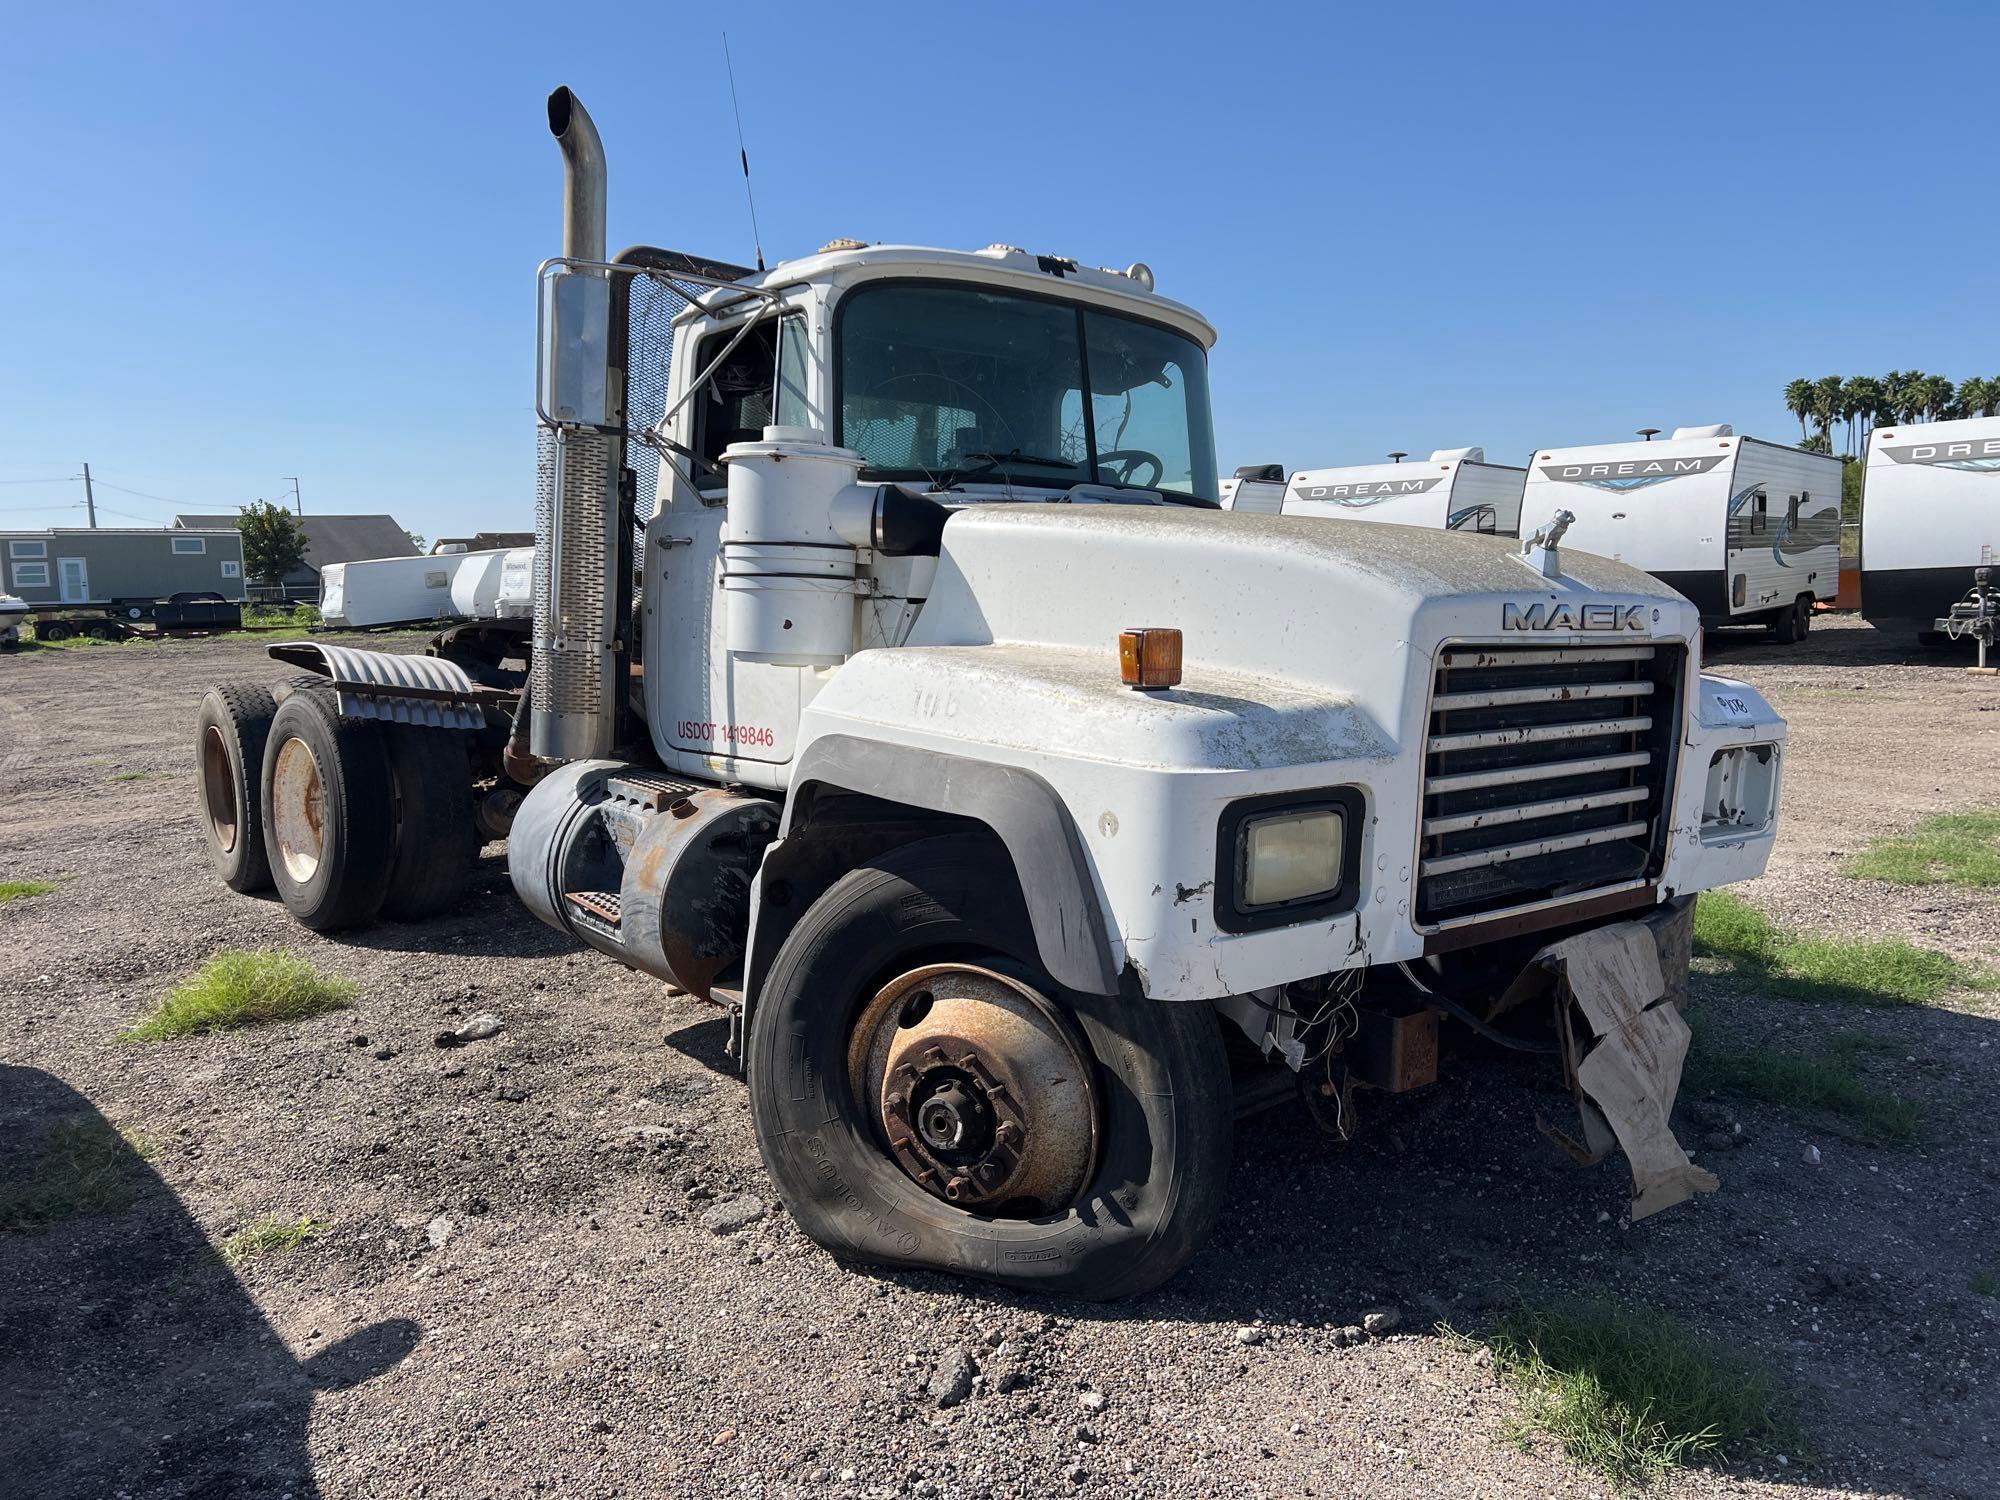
[
  {"x1": 9, "y1": 539, "x2": 47, "y2": 558},
  {"x1": 1751, "y1": 493, "x2": 1767, "y2": 534},
  {"x1": 11, "y1": 561, "x2": 49, "y2": 588},
  {"x1": 1789, "y1": 493, "x2": 1802, "y2": 528},
  {"x1": 172, "y1": 536, "x2": 207, "y2": 554}
]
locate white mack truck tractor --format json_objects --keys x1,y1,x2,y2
[{"x1": 189, "y1": 89, "x2": 1788, "y2": 1298}]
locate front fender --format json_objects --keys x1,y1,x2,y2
[{"x1": 764, "y1": 734, "x2": 1119, "y2": 997}]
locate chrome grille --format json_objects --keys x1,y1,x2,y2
[{"x1": 1416, "y1": 643, "x2": 1681, "y2": 924}]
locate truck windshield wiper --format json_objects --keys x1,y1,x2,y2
[
  {"x1": 1080, "y1": 475, "x2": 1222, "y2": 509},
  {"x1": 948, "y1": 449, "x2": 1082, "y2": 488}
]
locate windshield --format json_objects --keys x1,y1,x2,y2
[{"x1": 836, "y1": 282, "x2": 1218, "y2": 502}]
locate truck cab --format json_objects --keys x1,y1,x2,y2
[{"x1": 191, "y1": 88, "x2": 1790, "y2": 1299}]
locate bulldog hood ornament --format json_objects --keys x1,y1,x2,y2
[{"x1": 1521, "y1": 509, "x2": 1577, "y2": 579}]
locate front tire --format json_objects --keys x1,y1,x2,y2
[
  {"x1": 260, "y1": 689, "x2": 396, "y2": 931},
  {"x1": 746, "y1": 837, "x2": 1233, "y2": 1299}
]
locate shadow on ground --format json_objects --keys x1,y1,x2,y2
[{"x1": 0, "y1": 1065, "x2": 419, "y2": 1499}]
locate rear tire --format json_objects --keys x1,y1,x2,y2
[
  {"x1": 36, "y1": 621, "x2": 72, "y2": 642},
  {"x1": 260, "y1": 688, "x2": 395, "y2": 931},
  {"x1": 195, "y1": 683, "x2": 281, "y2": 893},
  {"x1": 380, "y1": 726, "x2": 475, "y2": 922},
  {"x1": 1770, "y1": 595, "x2": 1810, "y2": 643},
  {"x1": 747, "y1": 837, "x2": 1234, "y2": 1299}
]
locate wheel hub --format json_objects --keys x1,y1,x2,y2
[
  {"x1": 270, "y1": 735, "x2": 327, "y2": 884},
  {"x1": 849, "y1": 964, "x2": 1098, "y2": 1215},
  {"x1": 201, "y1": 725, "x2": 238, "y2": 853}
]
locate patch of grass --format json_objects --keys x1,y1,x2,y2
[
  {"x1": 122, "y1": 949, "x2": 356, "y2": 1042},
  {"x1": 1845, "y1": 811, "x2": 2000, "y2": 889},
  {"x1": 222, "y1": 1214, "x2": 322, "y2": 1262},
  {"x1": 240, "y1": 604, "x2": 321, "y2": 630},
  {"x1": 0, "y1": 879, "x2": 59, "y2": 903},
  {"x1": 1685, "y1": 1031, "x2": 1920, "y2": 1142},
  {"x1": 1477, "y1": 1298, "x2": 1791, "y2": 1486},
  {"x1": 0, "y1": 1118, "x2": 156, "y2": 1231},
  {"x1": 1694, "y1": 889, "x2": 1993, "y2": 1005},
  {"x1": 1972, "y1": 1270, "x2": 1998, "y2": 1298}
]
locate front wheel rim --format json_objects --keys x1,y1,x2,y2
[
  {"x1": 847, "y1": 963, "x2": 1099, "y2": 1218},
  {"x1": 270, "y1": 735, "x2": 327, "y2": 884}
]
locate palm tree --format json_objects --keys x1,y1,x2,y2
[
  {"x1": 1844, "y1": 375, "x2": 1885, "y2": 454},
  {"x1": 1783, "y1": 378, "x2": 1815, "y2": 442},
  {"x1": 1812, "y1": 375, "x2": 1845, "y2": 451},
  {"x1": 1957, "y1": 376, "x2": 1999, "y2": 419},
  {"x1": 1885, "y1": 369, "x2": 1921, "y2": 424},
  {"x1": 1916, "y1": 374, "x2": 1957, "y2": 421}
]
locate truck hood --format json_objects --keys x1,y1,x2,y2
[{"x1": 908, "y1": 506, "x2": 1688, "y2": 724}]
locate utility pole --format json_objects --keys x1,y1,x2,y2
[
  {"x1": 284, "y1": 477, "x2": 303, "y2": 516},
  {"x1": 81, "y1": 462, "x2": 97, "y2": 528}
]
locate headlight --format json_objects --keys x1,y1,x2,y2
[
  {"x1": 1215, "y1": 789, "x2": 1364, "y2": 933},
  {"x1": 1243, "y1": 810, "x2": 1345, "y2": 907}
]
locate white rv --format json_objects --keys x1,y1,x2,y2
[
  {"x1": 1217, "y1": 464, "x2": 1286, "y2": 515},
  {"x1": 1521, "y1": 425, "x2": 1841, "y2": 639},
  {"x1": 319, "y1": 546, "x2": 534, "y2": 629},
  {"x1": 1285, "y1": 449, "x2": 1527, "y2": 535},
  {"x1": 1860, "y1": 415, "x2": 2000, "y2": 639}
]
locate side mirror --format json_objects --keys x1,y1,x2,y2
[{"x1": 539, "y1": 269, "x2": 611, "y2": 428}]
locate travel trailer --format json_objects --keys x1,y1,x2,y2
[
  {"x1": 1284, "y1": 449, "x2": 1527, "y2": 535},
  {"x1": 1520, "y1": 426, "x2": 1841, "y2": 639},
  {"x1": 2, "y1": 527, "x2": 246, "y2": 609},
  {"x1": 1, "y1": 526, "x2": 247, "y2": 639},
  {"x1": 1217, "y1": 463, "x2": 1285, "y2": 515},
  {"x1": 319, "y1": 546, "x2": 534, "y2": 629},
  {"x1": 0, "y1": 592, "x2": 26, "y2": 648},
  {"x1": 1860, "y1": 415, "x2": 2000, "y2": 641}
]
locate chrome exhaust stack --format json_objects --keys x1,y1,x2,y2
[
  {"x1": 531, "y1": 86, "x2": 623, "y2": 762},
  {"x1": 548, "y1": 86, "x2": 605, "y2": 265}
]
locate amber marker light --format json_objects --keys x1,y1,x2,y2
[{"x1": 1119, "y1": 627, "x2": 1183, "y2": 691}]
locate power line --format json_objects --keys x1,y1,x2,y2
[
  {"x1": 0, "y1": 477, "x2": 77, "y2": 485},
  {"x1": 92, "y1": 479, "x2": 195, "y2": 509}
]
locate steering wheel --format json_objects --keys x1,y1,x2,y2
[{"x1": 1095, "y1": 449, "x2": 1164, "y2": 488}]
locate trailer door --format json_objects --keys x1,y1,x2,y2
[{"x1": 58, "y1": 557, "x2": 89, "y2": 603}]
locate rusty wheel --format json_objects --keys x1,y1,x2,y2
[
  {"x1": 259, "y1": 689, "x2": 396, "y2": 931},
  {"x1": 847, "y1": 964, "x2": 1098, "y2": 1217},
  {"x1": 194, "y1": 682, "x2": 282, "y2": 893},
  {"x1": 747, "y1": 836, "x2": 1234, "y2": 1299}
]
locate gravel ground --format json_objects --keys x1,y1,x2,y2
[{"x1": 2, "y1": 620, "x2": 1997, "y2": 1500}]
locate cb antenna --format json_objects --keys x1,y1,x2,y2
[{"x1": 722, "y1": 33, "x2": 765, "y2": 272}]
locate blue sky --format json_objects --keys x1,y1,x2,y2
[{"x1": 3, "y1": 2, "x2": 1994, "y2": 541}]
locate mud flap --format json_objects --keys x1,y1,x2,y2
[{"x1": 1535, "y1": 905, "x2": 1718, "y2": 1219}]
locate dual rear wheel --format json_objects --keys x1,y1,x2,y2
[
  {"x1": 1769, "y1": 594, "x2": 1814, "y2": 643},
  {"x1": 196, "y1": 681, "x2": 473, "y2": 929}
]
